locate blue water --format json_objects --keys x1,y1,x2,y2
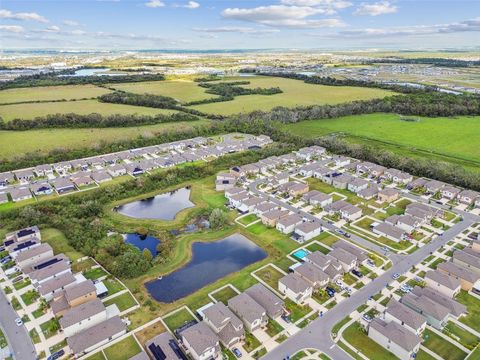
[
  {"x1": 292, "y1": 249, "x2": 309, "y2": 260},
  {"x1": 124, "y1": 233, "x2": 161, "y2": 256},
  {"x1": 146, "y1": 233, "x2": 267, "y2": 302},
  {"x1": 116, "y1": 187, "x2": 194, "y2": 221}
]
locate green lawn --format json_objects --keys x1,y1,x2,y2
[
  {"x1": 456, "y1": 290, "x2": 480, "y2": 332},
  {"x1": 42, "y1": 228, "x2": 84, "y2": 261},
  {"x1": 29, "y1": 328, "x2": 40, "y2": 344},
  {"x1": 343, "y1": 322, "x2": 399, "y2": 360},
  {"x1": 423, "y1": 329, "x2": 467, "y2": 360},
  {"x1": 103, "y1": 278, "x2": 126, "y2": 296},
  {"x1": 415, "y1": 349, "x2": 437, "y2": 360},
  {"x1": 238, "y1": 214, "x2": 258, "y2": 226},
  {"x1": 40, "y1": 318, "x2": 60, "y2": 339},
  {"x1": 443, "y1": 321, "x2": 480, "y2": 350},
  {"x1": 85, "y1": 351, "x2": 107, "y2": 360},
  {"x1": 254, "y1": 265, "x2": 285, "y2": 290},
  {"x1": 0, "y1": 119, "x2": 210, "y2": 159},
  {"x1": 0, "y1": 329, "x2": 7, "y2": 348},
  {"x1": 332, "y1": 316, "x2": 351, "y2": 336},
  {"x1": 284, "y1": 113, "x2": 480, "y2": 165},
  {"x1": 103, "y1": 292, "x2": 137, "y2": 312},
  {"x1": 21, "y1": 290, "x2": 40, "y2": 306},
  {"x1": 103, "y1": 336, "x2": 142, "y2": 360},
  {"x1": 243, "y1": 332, "x2": 261, "y2": 353},
  {"x1": 266, "y1": 319, "x2": 284, "y2": 337},
  {"x1": 163, "y1": 308, "x2": 196, "y2": 332},
  {"x1": 0, "y1": 84, "x2": 110, "y2": 104},
  {"x1": 0, "y1": 99, "x2": 177, "y2": 122},
  {"x1": 285, "y1": 299, "x2": 312, "y2": 322},
  {"x1": 84, "y1": 267, "x2": 108, "y2": 280},
  {"x1": 190, "y1": 76, "x2": 393, "y2": 115},
  {"x1": 305, "y1": 242, "x2": 330, "y2": 254},
  {"x1": 110, "y1": 80, "x2": 217, "y2": 103},
  {"x1": 211, "y1": 286, "x2": 238, "y2": 305}
]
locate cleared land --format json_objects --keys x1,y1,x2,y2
[
  {"x1": 0, "y1": 84, "x2": 110, "y2": 104},
  {"x1": 190, "y1": 76, "x2": 393, "y2": 115},
  {"x1": 0, "y1": 99, "x2": 177, "y2": 121},
  {"x1": 110, "y1": 80, "x2": 217, "y2": 103},
  {"x1": 284, "y1": 113, "x2": 480, "y2": 165},
  {"x1": 0, "y1": 119, "x2": 210, "y2": 159}
]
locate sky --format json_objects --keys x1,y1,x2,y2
[{"x1": 1, "y1": 0, "x2": 479, "y2": 50}]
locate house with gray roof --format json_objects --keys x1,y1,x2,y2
[
  {"x1": 180, "y1": 321, "x2": 221, "y2": 360},
  {"x1": 452, "y1": 250, "x2": 480, "y2": 275},
  {"x1": 228, "y1": 293, "x2": 267, "y2": 332},
  {"x1": 400, "y1": 293, "x2": 450, "y2": 330},
  {"x1": 60, "y1": 298, "x2": 108, "y2": 337},
  {"x1": 368, "y1": 319, "x2": 421, "y2": 360},
  {"x1": 438, "y1": 261, "x2": 480, "y2": 291},
  {"x1": 292, "y1": 221, "x2": 322, "y2": 242},
  {"x1": 245, "y1": 283, "x2": 284, "y2": 319},
  {"x1": 411, "y1": 286, "x2": 466, "y2": 319},
  {"x1": 202, "y1": 302, "x2": 244, "y2": 348},
  {"x1": 29, "y1": 260, "x2": 71, "y2": 285},
  {"x1": 373, "y1": 222, "x2": 406, "y2": 243},
  {"x1": 425, "y1": 270, "x2": 461, "y2": 298},
  {"x1": 10, "y1": 187, "x2": 32, "y2": 202},
  {"x1": 384, "y1": 299, "x2": 427, "y2": 335},
  {"x1": 329, "y1": 247, "x2": 356, "y2": 272},
  {"x1": 294, "y1": 263, "x2": 329, "y2": 289},
  {"x1": 278, "y1": 273, "x2": 313, "y2": 304},
  {"x1": 276, "y1": 214, "x2": 303, "y2": 234},
  {"x1": 67, "y1": 316, "x2": 126, "y2": 356},
  {"x1": 145, "y1": 332, "x2": 186, "y2": 360}
]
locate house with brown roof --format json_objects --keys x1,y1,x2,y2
[
  {"x1": 260, "y1": 209, "x2": 290, "y2": 227},
  {"x1": 377, "y1": 188, "x2": 400, "y2": 203}
]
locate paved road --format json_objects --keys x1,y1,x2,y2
[
  {"x1": 0, "y1": 290, "x2": 36, "y2": 360},
  {"x1": 261, "y1": 218, "x2": 475, "y2": 360}
]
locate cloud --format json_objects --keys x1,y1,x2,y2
[
  {"x1": 354, "y1": 1, "x2": 397, "y2": 16},
  {"x1": 337, "y1": 17, "x2": 480, "y2": 37},
  {"x1": 41, "y1": 25, "x2": 61, "y2": 33},
  {"x1": 0, "y1": 25, "x2": 25, "y2": 33},
  {"x1": 145, "y1": 0, "x2": 165, "y2": 8},
  {"x1": 63, "y1": 20, "x2": 79, "y2": 26},
  {"x1": 184, "y1": 1, "x2": 200, "y2": 9},
  {"x1": 0, "y1": 9, "x2": 48, "y2": 23},
  {"x1": 221, "y1": 5, "x2": 345, "y2": 28},
  {"x1": 193, "y1": 26, "x2": 280, "y2": 34},
  {"x1": 280, "y1": 0, "x2": 352, "y2": 10}
]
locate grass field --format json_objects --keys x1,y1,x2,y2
[
  {"x1": 103, "y1": 336, "x2": 142, "y2": 360},
  {"x1": 284, "y1": 113, "x2": 480, "y2": 165},
  {"x1": 41, "y1": 228, "x2": 84, "y2": 261},
  {"x1": 0, "y1": 84, "x2": 110, "y2": 104},
  {"x1": 189, "y1": 76, "x2": 393, "y2": 115},
  {"x1": 0, "y1": 99, "x2": 178, "y2": 121},
  {"x1": 0, "y1": 118, "x2": 210, "y2": 159},
  {"x1": 343, "y1": 322, "x2": 398, "y2": 360},
  {"x1": 423, "y1": 329, "x2": 467, "y2": 360},
  {"x1": 110, "y1": 80, "x2": 217, "y2": 103}
]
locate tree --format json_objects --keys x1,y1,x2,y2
[
  {"x1": 209, "y1": 208, "x2": 227, "y2": 229},
  {"x1": 143, "y1": 248, "x2": 153, "y2": 262}
]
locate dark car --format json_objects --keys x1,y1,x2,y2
[
  {"x1": 281, "y1": 314, "x2": 291, "y2": 323},
  {"x1": 351, "y1": 269, "x2": 363, "y2": 278},
  {"x1": 326, "y1": 286, "x2": 336, "y2": 293},
  {"x1": 232, "y1": 348, "x2": 242, "y2": 358},
  {"x1": 47, "y1": 350, "x2": 65, "y2": 360}
]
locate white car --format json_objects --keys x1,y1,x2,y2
[{"x1": 15, "y1": 318, "x2": 23, "y2": 326}]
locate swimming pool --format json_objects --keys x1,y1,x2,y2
[{"x1": 292, "y1": 248, "x2": 309, "y2": 260}]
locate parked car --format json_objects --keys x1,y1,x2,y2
[
  {"x1": 281, "y1": 314, "x2": 291, "y2": 323},
  {"x1": 326, "y1": 286, "x2": 336, "y2": 294},
  {"x1": 392, "y1": 273, "x2": 400, "y2": 280},
  {"x1": 351, "y1": 269, "x2": 363, "y2": 278},
  {"x1": 47, "y1": 350, "x2": 65, "y2": 360},
  {"x1": 335, "y1": 279, "x2": 343, "y2": 286},
  {"x1": 232, "y1": 348, "x2": 242, "y2": 358},
  {"x1": 15, "y1": 318, "x2": 23, "y2": 326},
  {"x1": 362, "y1": 314, "x2": 372, "y2": 323},
  {"x1": 367, "y1": 260, "x2": 376, "y2": 267}
]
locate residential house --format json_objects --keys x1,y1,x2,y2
[
  {"x1": 329, "y1": 248, "x2": 356, "y2": 272},
  {"x1": 180, "y1": 322, "x2": 221, "y2": 360},
  {"x1": 384, "y1": 299, "x2": 427, "y2": 335},
  {"x1": 31, "y1": 182, "x2": 53, "y2": 196},
  {"x1": 13, "y1": 169, "x2": 35, "y2": 183},
  {"x1": 425, "y1": 180, "x2": 445, "y2": 194},
  {"x1": 386, "y1": 215, "x2": 421, "y2": 233},
  {"x1": 245, "y1": 283, "x2": 284, "y2": 319},
  {"x1": 279, "y1": 182, "x2": 309, "y2": 197},
  {"x1": 51, "y1": 280, "x2": 97, "y2": 316},
  {"x1": 458, "y1": 190, "x2": 479, "y2": 205},
  {"x1": 425, "y1": 270, "x2": 461, "y2": 298},
  {"x1": 215, "y1": 172, "x2": 238, "y2": 191},
  {"x1": 91, "y1": 171, "x2": 112, "y2": 184},
  {"x1": 10, "y1": 187, "x2": 32, "y2": 202},
  {"x1": 145, "y1": 332, "x2": 186, "y2": 360},
  {"x1": 51, "y1": 177, "x2": 76, "y2": 194},
  {"x1": 0, "y1": 172, "x2": 14, "y2": 187},
  {"x1": 294, "y1": 263, "x2": 329, "y2": 289},
  {"x1": 240, "y1": 196, "x2": 264, "y2": 213},
  {"x1": 28, "y1": 261, "x2": 71, "y2": 285},
  {"x1": 0, "y1": 193, "x2": 8, "y2": 204},
  {"x1": 67, "y1": 317, "x2": 127, "y2": 357},
  {"x1": 452, "y1": 250, "x2": 480, "y2": 275},
  {"x1": 400, "y1": 293, "x2": 450, "y2": 330},
  {"x1": 304, "y1": 251, "x2": 343, "y2": 280},
  {"x1": 368, "y1": 319, "x2": 421, "y2": 360},
  {"x1": 14, "y1": 243, "x2": 53, "y2": 268},
  {"x1": 228, "y1": 191, "x2": 249, "y2": 209},
  {"x1": 60, "y1": 298, "x2": 108, "y2": 337},
  {"x1": 39, "y1": 272, "x2": 77, "y2": 303},
  {"x1": 107, "y1": 164, "x2": 127, "y2": 178},
  {"x1": 202, "y1": 302, "x2": 244, "y2": 348},
  {"x1": 358, "y1": 186, "x2": 379, "y2": 200},
  {"x1": 278, "y1": 273, "x2": 313, "y2": 304},
  {"x1": 291, "y1": 221, "x2": 322, "y2": 242},
  {"x1": 438, "y1": 261, "x2": 480, "y2": 291},
  {"x1": 442, "y1": 186, "x2": 461, "y2": 200},
  {"x1": 276, "y1": 214, "x2": 303, "y2": 234},
  {"x1": 373, "y1": 222, "x2": 406, "y2": 243},
  {"x1": 405, "y1": 203, "x2": 438, "y2": 222},
  {"x1": 339, "y1": 204, "x2": 362, "y2": 221},
  {"x1": 384, "y1": 169, "x2": 413, "y2": 184},
  {"x1": 407, "y1": 178, "x2": 428, "y2": 191},
  {"x1": 299, "y1": 162, "x2": 324, "y2": 177},
  {"x1": 253, "y1": 202, "x2": 277, "y2": 216},
  {"x1": 347, "y1": 178, "x2": 369, "y2": 194},
  {"x1": 331, "y1": 240, "x2": 368, "y2": 264},
  {"x1": 228, "y1": 293, "x2": 267, "y2": 332},
  {"x1": 260, "y1": 209, "x2": 289, "y2": 227},
  {"x1": 377, "y1": 188, "x2": 400, "y2": 203},
  {"x1": 332, "y1": 155, "x2": 351, "y2": 168},
  {"x1": 411, "y1": 286, "x2": 466, "y2": 319},
  {"x1": 34, "y1": 164, "x2": 54, "y2": 177},
  {"x1": 332, "y1": 173, "x2": 353, "y2": 190}
]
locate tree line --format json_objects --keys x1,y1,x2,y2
[{"x1": 0, "y1": 112, "x2": 199, "y2": 130}]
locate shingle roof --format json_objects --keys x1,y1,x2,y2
[
  {"x1": 228, "y1": 293, "x2": 265, "y2": 324},
  {"x1": 181, "y1": 322, "x2": 219, "y2": 356},
  {"x1": 278, "y1": 273, "x2": 311, "y2": 294},
  {"x1": 245, "y1": 283, "x2": 284, "y2": 319},
  {"x1": 64, "y1": 280, "x2": 96, "y2": 303},
  {"x1": 370, "y1": 319, "x2": 421, "y2": 352},
  {"x1": 385, "y1": 299, "x2": 426, "y2": 331},
  {"x1": 425, "y1": 270, "x2": 461, "y2": 291},
  {"x1": 59, "y1": 298, "x2": 105, "y2": 329}
]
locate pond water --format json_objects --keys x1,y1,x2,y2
[
  {"x1": 146, "y1": 233, "x2": 267, "y2": 302},
  {"x1": 124, "y1": 233, "x2": 161, "y2": 256},
  {"x1": 60, "y1": 68, "x2": 125, "y2": 77},
  {"x1": 115, "y1": 187, "x2": 194, "y2": 221}
]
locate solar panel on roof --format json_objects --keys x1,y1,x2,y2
[
  {"x1": 5, "y1": 240, "x2": 14, "y2": 246},
  {"x1": 34, "y1": 257, "x2": 61, "y2": 270},
  {"x1": 13, "y1": 240, "x2": 35, "y2": 251},
  {"x1": 148, "y1": 343, "x2": 166, "y2": 360},
  {"x1": 17, "y1": 229, "x2": 35, "y2": 237}
]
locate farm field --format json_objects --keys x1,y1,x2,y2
[
  {"x1": 0, "y1": 84, "x2": 111, "y2": 104},
  {"x1": 189, "y1": 76, "x2": 394, "y2": 115},
  {"x1": 0, "y1": 118, "x2": 211, "y2": 159},
  {"x1": 0, "y1": 99, "x2": 178, "y2": 122},
  {"x1": 283, "y1": 113, "x2": 480, "y2": 165},
  {"x1": 110, "y1": 80, "x2": 218, "y2": 103}
]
